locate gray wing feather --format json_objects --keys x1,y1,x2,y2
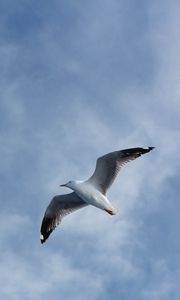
[
  {"x1": 88, "y1": 147, "x2": 154, "y2": 195},
  {"x1": 40, "y1": 192, "x2": 88, "y2": 243}
]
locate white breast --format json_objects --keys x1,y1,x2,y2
[{"x1": 74, "y1": 181, "x2": 113, "y2": 211}]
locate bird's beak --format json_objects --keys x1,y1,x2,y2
[{"x1": 60, "y1": 184, "x2": 66, "y2": 187}]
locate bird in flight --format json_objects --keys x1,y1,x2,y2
[{"x1": 40, "y1": 147, "x2": 154, "y2": 243}]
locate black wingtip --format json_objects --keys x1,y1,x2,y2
[
  {"x1": 147, "y1": 146, "x2": 155, "y2": 152},
  {"x1": 40, "y1": 229, "x2": 53, "y2": 244},
  {"x1": 40, "y1": 216, "x2": 55, "y2": 244},
  {"x1": 40, "y1": 237, "x2": 45, "y2": 244},
  {"x1": 140, "y1": 147, "x2": 155, "y2": 154},
  {"x1": 40, "y1": 233, "x2": 46, "y2": 244},
  {"x1": 148, "y1": 146, "x2": 155, "y2": 150}
]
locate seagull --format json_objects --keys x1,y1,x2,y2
[{"x1": 40, "y1": 147, "x2": 154, "y2": 243}]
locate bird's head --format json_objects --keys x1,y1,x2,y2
[{"x1": 60, "y1": 180, "x2": 77, "y2": 190}]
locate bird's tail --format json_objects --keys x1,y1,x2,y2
[{"x1": 105, "y1": 207, "x2": 118, "y2": 215}]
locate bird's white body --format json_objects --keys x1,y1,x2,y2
[{"x1": 67, "y1": 180, "x2": 117, "y2": 214}]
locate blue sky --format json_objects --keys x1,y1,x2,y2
[{"x1": 0, "y1": 1, "x2": 180, "y2": 299}]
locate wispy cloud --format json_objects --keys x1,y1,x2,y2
[{"x1": 0, "y1": 1, "x2": 180, "y2": 299}]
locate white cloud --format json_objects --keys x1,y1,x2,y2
[
  {"x1": 141, "y1": 259, "x2": 180, "y2": 300},
  {"x1": 1, "y1": 1, "x2": 180, "y2": 299},
  {"x1": 0, "y1": 212, "x2": 104, "y2": 300},
  {"x1": 0, "y1": 250, "x2": 104, "y2": 300}
]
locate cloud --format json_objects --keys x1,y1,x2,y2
[
  {"x1": 0, "y1": 1, "x2": 180, "y2": 300},
  {"x1": 0, "y1": 211, "x2": 104, "y2": 300},
  {"x1": 0, "y1": 250, "x2": 104, "y2": 300},
  {"x1": 140, "y1": 259, "x2": 180, "y2": 300}
]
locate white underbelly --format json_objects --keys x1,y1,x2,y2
[{"x1": 75, "y1": 185, "x2": 113, "y2": 210}]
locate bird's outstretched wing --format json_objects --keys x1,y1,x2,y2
[
  {"x1": 87, "y1": 147, "x2": 154, "y2": 195},
  {"x1": 40, "y1": 192, "x2": 88, "y2": 243}
]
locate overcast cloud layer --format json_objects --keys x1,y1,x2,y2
[{"x1": 0, "y1": 1, "x2": 180, "y2": 299}]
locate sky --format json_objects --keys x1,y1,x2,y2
[{"x1": 0, "y1": 0, "x2": 180, "y2": 299}]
